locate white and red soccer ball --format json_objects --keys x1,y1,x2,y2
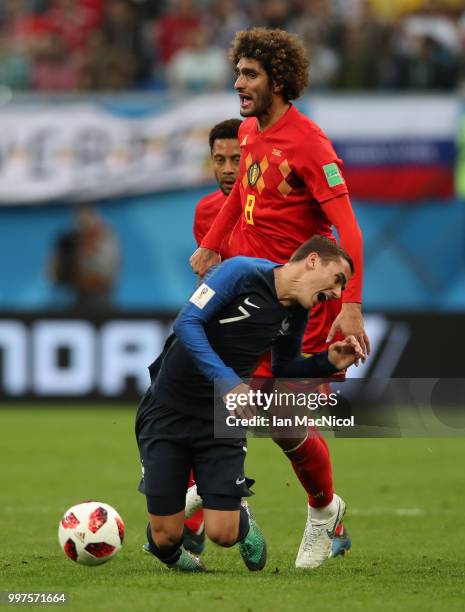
[{"x1": 58, "y1": 501, "x2": 125, "y2": 565}]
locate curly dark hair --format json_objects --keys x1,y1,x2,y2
[
  {"x1": 208, "y1": 118, "x2": 242, "y2": 152},
  {"x1": 230, "y1": 28, "x2": 309, "y2": 101}
]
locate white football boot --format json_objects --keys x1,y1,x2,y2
[
  {"x1": 295, "y1": 494, "x2": 346, "y2": 569},
  {"x1": 185, "y1": 484, "x2": 203, "y2": 519}
]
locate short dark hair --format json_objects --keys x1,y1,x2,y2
[
  {"x1": 230, "y1": 28, "x2": 309, "y2": 101},
  {"x1": 290, "y1": 235, "x2": 354, "y2": 274},
  {"x1": 209, "y1": 119, "x2": 242, "y2": 152}
]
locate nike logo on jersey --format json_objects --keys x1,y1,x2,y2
[
  {"x1": 272, "y1": 148, "x2": 282, "y2": 157},
  {"x1": 236, "y1": 477, "x2": 246, "y2": 485},
  {"x1": 243, "y1": 297, "x2": 260, "y2": 309},
  {"x1": 219, "y1": 297, "x2": 260, "y2": 324}
]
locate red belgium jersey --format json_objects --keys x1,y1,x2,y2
[
  {"x1": 201, "y1": 104, "x2": 362, "y2": 303},
  {"x1": 230, "y1": 104, "x2": 348, "y2": 261},
  {"x1": 201, "y1": 105, "x2": 364, "y2": 357},
  {"x1": 193, "y1": 189, "x2": 230, "y2": 259}
]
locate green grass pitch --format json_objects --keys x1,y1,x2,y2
[{"x1": 1, "y1": 406, "x2": 465, "y2": 611}]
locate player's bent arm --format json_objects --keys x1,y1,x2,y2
[
  {"x1": 173, "y1": 257, "x2": 255, "y2": 396},
  {"x1": 200, "y1": 180, "x2": 242, "y2": 252},
  {"x1": 323, "y1": 193, "x2": 363, "y2": 304}
]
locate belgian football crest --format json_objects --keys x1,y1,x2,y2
[{"x1": 248, "y1": 162, "x2": 261, "y2": 187}]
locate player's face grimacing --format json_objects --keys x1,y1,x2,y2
[
  {"x1": 298, "y1": 255, "x2": 351, "y2": 310},
  {"x1": 234, "y1": 58, "x2": 274, "y2": 118},
  {"x1": 211, "y1": 138, "x2": 241, "y2": 195}
]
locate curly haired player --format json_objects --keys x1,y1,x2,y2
[{"x1": 190, "y1": 28, "x2": 370, "y2": 569}]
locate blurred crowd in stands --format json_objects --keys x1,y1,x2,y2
[{"x1": 1, "y1": 0, "x2": 465, "y2": 93}]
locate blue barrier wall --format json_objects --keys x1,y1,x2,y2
[{"x1": 0, "y1": 190, "x2": 464, "y2": 312}]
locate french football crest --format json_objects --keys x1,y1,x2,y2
[{"x1": 248, "y1": 162, "x2": 261, "y2": 187}]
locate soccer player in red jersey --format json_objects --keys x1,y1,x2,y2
[
  {"x1": 190, "y1": 28, "x2": 371, "y2": 569},
  {"x1": 193, "y1": 119, "x2": 242, "y2": 256}
]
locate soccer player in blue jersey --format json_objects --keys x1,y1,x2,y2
[{"x1": 136, "y1": 236, "x2": 364, "y2": 571}]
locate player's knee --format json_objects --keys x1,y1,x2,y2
[
  {"x1": 206, "y1": 523, "x2": 238, "y2": 547},
  {"x1": 150, "y1": 524, "x2": 181, "y2": 550}
]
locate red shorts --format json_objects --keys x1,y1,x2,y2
[{"x1": 253, "y1": 298, "x2": 343, "y2": 378}]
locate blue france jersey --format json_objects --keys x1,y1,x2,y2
[{"x1": 150, "y1": 257, "x2": 337, "y2": 419}]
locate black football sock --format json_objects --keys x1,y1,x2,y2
[
  {"x1": 236, "y1": 505, "x2": 250, "y2": 543},
  {"x1": 146, "y1": 523, "x2": 182, "y2": 564}
]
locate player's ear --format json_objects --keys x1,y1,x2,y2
[
  {"x1": 306, "y1": 252, "x2": 318, "y2": 270},
  {"x1": 272, "y1": 80, "x2": 283, "y2": 94}
]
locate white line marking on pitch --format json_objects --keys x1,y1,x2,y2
[{"x1": 349, "y1": 508, "x2": 425, "y2": 516}]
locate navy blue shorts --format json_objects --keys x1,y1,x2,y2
[{"x1": 135, "y1": 388, "x2": 254, "y2": 515}]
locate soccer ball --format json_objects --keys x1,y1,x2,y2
[{"x1": 58, "y1": 501, "x2": 125, "y2": 566}]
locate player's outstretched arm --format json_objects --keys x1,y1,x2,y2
[
  {"x1": 190, "y1": 181, "x2": 242, "y2": 276},
  {"x1": 323, "y1": 193, "x2": 371, "y2": 356}
]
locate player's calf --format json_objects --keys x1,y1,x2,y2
[
  {"x1": 144, "y1": 519, "x2": 205, "y2": 572},
  {"x1": 203, "y1": 502, "x2": 267, "y2": 571},
  {"x1": 203, "y1": 506, "x2": 244, "y2": 548},
  {"x1": 149, "y1": 511, "x2": 184, "y2": 550},
  {"x1": 205, "y1": 521, "x2": 239, "y2": 548}
]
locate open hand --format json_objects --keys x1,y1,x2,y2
[{"x1": 328, "y1": 335, "x2": 366, "y2": 370}]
